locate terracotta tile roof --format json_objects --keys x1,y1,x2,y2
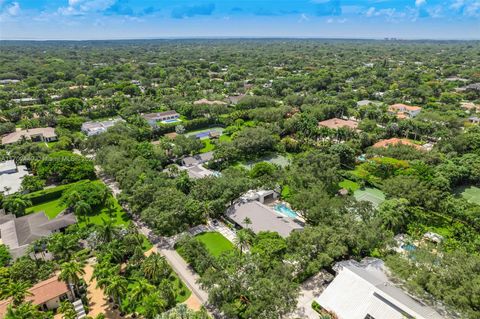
[
  {"x1": 372, "y1": 138, "x2": 422, "y2": 150},
  {"x1": 1, "y1": 127, "x2": 56, "y2": 145},
  {"x1": 318, "y1": 118, "x2": 359, "y2": 130},
  {"x1": 389, "y1": 103, "x2": 422, "y2": 112},
  {"x1": 0, "y1": 275, "x2": 69, "y2": 317}
]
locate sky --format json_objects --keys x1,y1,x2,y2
[{"x1": 0, "y1": 0, "x2": 479, "y2": 40}]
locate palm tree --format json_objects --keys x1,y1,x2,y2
[
  {"x1": 2, "y1": 195, "x2": 32, "y2": 217},
  {"x1": 5, "y1": 302, "x2": 45, "y2": 319},
  {"x1": 141, "y1": 253, "x2": 171, "y2": 285},
  {"x1": 58, "y1": 300, "x2": 76, "y2": 319},
  {"x1": 1, "y1": 282, "x2": 32, "y2": 307},
  {"x1": 74, "y1": 200, "x2": 91, "y2": 222},
  {"x1": 129, "y1": 278, "x2": 154, "y2": 306},
  {"x1": 96, "y1": 218, "x2": 119, "y2": 244},
  {"x1": 243, "y1": 217, "x2": 252, "y2": 229},
  {"x1": 141, "y1": 292, "x2": 167, "y2": 319},
  {"x1": 234, "y1": 229, "x2": 252, "y2": 254},
  {"x1": 104, "y1": 275, "x2": 128, "y2": 309},
  {"x1": 59, "y1": 260, "x2": 86, "y2": 298}
]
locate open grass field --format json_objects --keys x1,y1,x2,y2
[
  {"x1": 194, "y1": 232, "x2": 234, "y2": 257},
  {"x1": 241, "y1": 153, "x2": 291, "y2": 170},
  {"x1": 25, "y1": 197, "x2": 67, "y2": 219},
  {"x1": 456, "y1": 185, "x2": 480, "y2": 205},
  {"x1": 339, "y1": 179, "x2": 360, "y2": 192},
  {"x1": 77, "y1": 195, "x2": 130, "y2": 228},
  {"x1": 354, "y1": 187, "x2": 386, "y2": 207},
  {"x1": 200, "y1": 138, "x2": 215, "y2": 153}
]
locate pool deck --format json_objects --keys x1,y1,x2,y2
[{"x1": 265, "y1": 199, "x2": 305, "y2": 222}]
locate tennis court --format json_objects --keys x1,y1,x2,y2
[
  {"x1": 354, "y1": 187, "x2": 386, "y2": 207},
  {"x1": 185, "y1": 127, "x2": 224, "y2": 139},
  {"x1": 241, "y1": 154, "x2": 290, "y2": 169},
  {"x1": 457, "y1": 185, "x2": 480, "y2": 205}
]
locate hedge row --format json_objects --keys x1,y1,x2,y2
[{"x1": 24, "y1": 180, "x2": 89, "y2": 205}]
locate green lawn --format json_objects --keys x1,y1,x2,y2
[
  {"x1": 25, "y1": 197, "x2": 67, "y2": 219},
  {"x1": 219, "y1": 134, "x2": 232, "y2": 142},
  {"x1": 200, "y1": 138, "x2": 215, "y2": 153},
  {"x1": 194, "y1": 232, "x2": 234, "y2": 257},
  {"x1": 77, "y1": 195, "x2": 130, "y2": 227},
  {"x1": 339, "y1": 179, "x2": 360, "y2": 192},
  {"x1": 354, "y1": 187, "x2": 386, "y2": 207},
  {"x1": 455, "y1": 185, "x2": 480, "y2": 205}
]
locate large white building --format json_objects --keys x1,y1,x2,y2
[
  {"x1": 317, "y1": 258, "x2": 444, "y2": 319},
  {"x1": 0, "y1": 160, "x2": 29, "y2": 195}
]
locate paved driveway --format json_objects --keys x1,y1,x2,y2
[{"x1": 289, "y1": 272, "x2": 332, "y2": 319}]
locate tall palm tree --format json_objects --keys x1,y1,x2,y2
[
  {"x1": 141, "y1": 292, "x2": 167, "y2": 319},
  {"x1": 59, "y1": 260, "x2": 86, "y2": 298},
  {"x1": 5, "y1": 302, "x2": 46, "y2": 319},
  {"x1": 234, "y1": 229, "x2": 252, "y2": 254},
  {"x1": 96, "y1": 218, "x2": 119, "y2": 244},
  {"x1": 58, "y1": 300, "x2": 76, "y2": 319},
  {"x1": 129, "y1": 278, "x2": 154, "y2": 306},
  {"x1": 2, "y1": 195, "x2": 32, "y2": 217},
  {"x1": 1, "y1": 282, "x2": 32, "y2": 307},
  {"x1": 141, "y1": 253, "x2": 171, "y2": 285},
  {"x1": 104, "y1": 275, "x2": 128, "y2": 308},
  {"x1": 74, "y1": 200, "x2": 91, "y2": 222}
]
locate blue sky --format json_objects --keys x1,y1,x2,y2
[{"x1": 0, "y1": 0, "x2": 479, "y2": 40}]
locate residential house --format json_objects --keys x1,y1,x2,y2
[
  {"x1": 142, "y1": 111, "x2": 180, "y2": 125},
  {"x1": 318, "y1": 118, "x2": 359, "y2": 130},
  {"x1": 0, "y1": 211, "x2": 77, "y2": 259},
  {"x1": 0, "y1": 275, "x2": 73, "y2": 317},
  {"x1": 81, "y1": 118, "x2": 124, "y2": 136},
  {"x1": 193, "y1": 98, "x2": 227, "y2": 106},
  {"x1": 181, "y1": 151, "x2": 214, "y2": 167},
  {"x1": 1, "y1": 127, "x2": 57, "y2": 145},
  {"x1": 468, "y1": 116, "x2": 480, "y2": 124},
  {"x1": 357, "y1": 99, "x2": 374, "y2": 107},
  {"x1": 0, "y1": 160, "x2": 29, "y2": 195},
  {"x1": 226, "y1": 200, "x2": 304, "y2": 238},
  {"x1": 12, "y1": 97, "x2": 40, "y2": 105},
  {"x1": 372, "y1": 138, "x2": 422, "y2": 150},
  {"x1": 316, "y1": 258, "x2": 444, "y2": 319},
  {"x1": 389, "y1": 103, "x2": 422, "y2": 119},
  {"x1": 0, "y1": 79, "x2": 20, "y2": 84}
]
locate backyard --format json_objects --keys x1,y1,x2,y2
[{"x1": 194, "y1": 232, "x2": 234, "y2": 257}]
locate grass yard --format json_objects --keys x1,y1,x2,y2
[
  {"x1": 354, "y1": 187, "x2": 386, "y2": 207},
  {"x1": 455, "y1": 185, "x2": 480, "y2": 205},
  {"x1": 200, "y1": 138, "x2": 215, "y2": 153},
  {"x1": 241, "y1": 153, "x2": 290, "y2": 170},
  {"x1": 219, "y1": 134, "x2": 232, "y2": 142},
  {"x1": 194, "y1": 232, "x2": 234, "y2": 257},
  {"x1": 77, "y1": 195, "x2": 130, "y2": 228},
  {"x1": 339, "y1": 179, "x2": 360, "y2": 192},
  {"x1": 25, "y1": 197, "x2": 67, "y2": 219}
]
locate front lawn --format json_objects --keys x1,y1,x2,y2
[
  {"x1": 25, "y1": 197, "x2": 67, "y2": 219},
  {"x1": 195, "y1": 232, "x2": 234, "y2": 257},
  {"x1": 77, "y1": 195, "x2": 130, "y2": 227},
  {"x1": 200, "y1": 138, "x2": 215, "y2": 153},
  {"x1": 339, "y1": 179, "x2": 360, "y2": 192}
]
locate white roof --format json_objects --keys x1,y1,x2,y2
[
  {"x1": 0, "y1": 165, "x2": 29, "y2": 195},
  {"x1": 317, "y1": 259, "x2": 444, "y2": 319},
  {"x1": 0, "y1": 160, "x2": 16, "y2": 174}
]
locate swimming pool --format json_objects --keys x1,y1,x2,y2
[
  {"x1": 401, "y1": 244, "x2": 417, "y2": 252},
  {"x1": 274, "y1": 203, "x2": 299, "y2": 219},
  {"x1": 162, "y1": 118, "x2": 181, "y2": 124}
]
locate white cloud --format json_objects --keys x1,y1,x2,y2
[
  {"x1": 59, "y1": 0, "x2": 116, "y2": 16},
  {"x1": 298, "y1": 13, "x2": 309, "y2": 22},
  {"x1": 415, "y1": 0, "x2": 426, "y2": 7},
  {"x1": 366, "y1": 7, "x2": 376, "y2": 17},
  {"x1": 450, "y1": 0, "x2": 480, "y2": 17},
  {"x1": 6, "y1": 1, "x2": 19, "y2": 16}
]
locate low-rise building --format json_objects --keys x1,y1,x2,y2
[
  {"x1": 193, "y1": 98, "x2": 227, "y2": 106},
  {"x1": 1, "y1": 127, "x2": 57, "y2": 145},
  {"x1": 0, "y1": 160, "x2": 29, "y2": 195},
  {"x1": 182, "y1": 151, "x2": 214, "y2": 167},
  {"x1": 318, "y1": 118, "x2": 359, "y2": 130},
  {"x1": 81, "y1": 118, "x2": 124, "y2": 136},
  {"x1": 372, "y1": 138, "x2": 422, "y2": 150},
  {"x1": 142, "y1": 111, "x2": 180, "y2": 125},
  {"x1": 389, "y1": 103, "x2": 422, "y2": 119},
  {"x1": 316, "y1": 258, "x2": 444, "y2": 319},
  {"x1": 0, "y1": 275, "x2": 73, "y2": 317},
  {"x1": 0, "y1": 211, "x2": 77, "y2": 259},
  {"x1": 12, "y1": 97, "x2": 40, "y2": 105},
  {"x1": 226, "y1": 200, "x2": 304, "y2": 238}
]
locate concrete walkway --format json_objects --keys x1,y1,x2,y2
[{"x1": 288, "y1": 272, "x2": 332, "y2": 319}]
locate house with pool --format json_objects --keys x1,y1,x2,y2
[
  {"x1": 142, "y1": 110, "x2": 180, "y2": 126},
  {"x1": 225, "y1": 190, "x2": 304, "y2": 238}
]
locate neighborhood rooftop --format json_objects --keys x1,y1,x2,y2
[
  {"x1": 1, "y1": 127, "x2": 57, "y2": 145},
  {"x1": 226, "y1": 201, "x2": 304, "y2": 238},
  {"x1": 0, "y1": 211, "x2": 77, "y2": 259},
  {"x1": 318, "y1": 118, "x2": 359, "y2": 130},
  {"x1": 317, "y1": 258, "x2": 444, "y2": 319}
]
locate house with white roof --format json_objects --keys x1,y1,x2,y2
[{"x1": 316, "y1": 258, "x2": 444, "y2": 319}]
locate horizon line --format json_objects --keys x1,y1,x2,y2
[{"x1": 1, "y1": 36, "x2": 480, "y2": 42}]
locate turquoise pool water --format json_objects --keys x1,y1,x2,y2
[
  {"x1": 162, "y1": 118, "x2": 181, "y2": 124},
  {"x1": 401, "y1": 244, "x2": 417, "y2": 252},
  {"x1": 274, "y1": 203, "x2": 299, "y2": 218}
]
